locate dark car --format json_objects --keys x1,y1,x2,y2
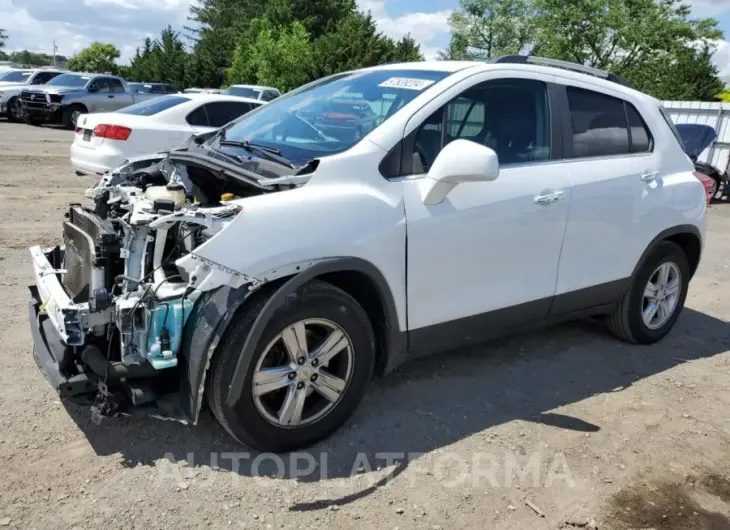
[{"x1": 676, "y1": 123, "x2": 728, "y2": 200}]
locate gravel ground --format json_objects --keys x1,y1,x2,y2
[{"x1": 1, "y1": 120, "x2": 730, "y2": 530}]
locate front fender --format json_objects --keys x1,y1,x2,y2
[{"x1": 177, "y1": 257, "x2": 406, "y2": 424}]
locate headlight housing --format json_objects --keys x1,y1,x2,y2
[{"x1": 49, "y1": 94, "x2": 64, "y2": 103}]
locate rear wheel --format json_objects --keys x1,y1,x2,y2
[
  {"x1": 208, "y1": 280, "x2": 376, "y2": 452},
  {"x1": 606, "y1": 241, "x2": 689, "y2": 344},
  {"x1": 6, "y1": 97, "x2": 21, "y2": 123}
]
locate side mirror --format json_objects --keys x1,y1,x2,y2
[
  {"x1": 420, "y1": 139, "x2": 500, "y2": 205},
  {"x1": 87, "y1": 85, "x2": 99, "y2": 93}
]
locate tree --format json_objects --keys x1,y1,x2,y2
[
  {"x1": 185, "y1": 0, "x2": 259, "y2": 87},
  {"x1": 151, "y1": 26, "x2": 187, "y2": 88},
  {"x1": 0, "y1": 28, "x2": 7, "y2": 50},
  {"x1": 443, "y1": 0, "x2": 725, "y2": 100},
  {"x1": 532, "y1": 0, "x2": 721, "y2": 72},
  {"x1": 623, "y1": 43, "x2": 724, "y2": 101},
  {"x1": 310, "y1": 12, "x2": 420, "y2": 79},
  {"x1": 67, "y1": 42, "x2": 121, "y2": 74},
  {"x1": 228, "y1": 20, "x2": 313, "y2": 92},
  {"x1": 445, "y1": 0, "x2": 538, "y2": 59},
  {"x1": 393, "y1": 35, "x2": 423, "y2": 62}
]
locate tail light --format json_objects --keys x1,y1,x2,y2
[
  {"x1": 93, "y1": 124, "x2": 132, "y2": 141},
  {"x1": 692, "y1": 171, "x2": 714, "y2": 206}
]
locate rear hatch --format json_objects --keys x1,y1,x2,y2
[{"x1": 675, "y1": 123, "x2": 717, "y2": 159}]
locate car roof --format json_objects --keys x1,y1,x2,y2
[{"x1": 357, "y1": 60, "x2": 655, "y2": 103}]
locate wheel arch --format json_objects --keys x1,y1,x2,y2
[
  {"x1": 178, "y1": 257, "x2": 406, "y2": 425},
  {"x1": 632, "y1": 225, "x2": 703, "y2": 281}
]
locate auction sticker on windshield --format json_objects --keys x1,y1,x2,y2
[{"x1": 378, "y1": 77, "x2": 436, "y2": 90}]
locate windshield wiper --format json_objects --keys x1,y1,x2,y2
[{"x1": 219, "y1": 140, "x2": 295, "y2": 169}]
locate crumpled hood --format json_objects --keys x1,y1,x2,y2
[{"x1": 676, "y1": 123, "x2": 717, "y2": 158}]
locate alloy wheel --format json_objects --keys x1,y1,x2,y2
[
  {"x1": 642, "y1": 262, "x2": 682, "y2": 330},
  {"x1": 251, "y1": 318, "x2": 354, "y2": 428}
]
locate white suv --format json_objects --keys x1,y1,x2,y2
[{"x1": 28, "y1": 57, "x2": 706, "y2": 452}]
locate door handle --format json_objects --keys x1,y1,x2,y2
[
  {"x1": 534, "y1": 190, "x2": 565, "y2": 205},
  {"x1": 641, "y1": 171, "x2": 659, "y2": 182},
  {"x1": 107, "y1": 95, "x2": 114, "y2": 98}
]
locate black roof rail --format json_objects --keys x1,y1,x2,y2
[{"x1": 488, "y1": 55, "x2": 633, "y2": 88}]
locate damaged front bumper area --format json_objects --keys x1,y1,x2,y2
[
  {"x1": 26, "y1": 153, "x2": 276, "y2": 422},
  {"x1": 28, "y1": 243, "x2": 174, "y2": 411}
]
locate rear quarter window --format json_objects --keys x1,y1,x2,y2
[{"x1": 659, "y1": 106, "x2": 685, "y2": 151}]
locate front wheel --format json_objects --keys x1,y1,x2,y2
[
  {"x1": 6, "y1": 97, "x2": 21, "y2": 123},
  {"x1": 208, "y1": 280, "x2": 376, "y2": 452},
  {"x1": 62, "y1": 106, "x2": 83, "y2": 130},
  {"x1": 606, "y1": 241, "x2": 690, "y2": 344}
]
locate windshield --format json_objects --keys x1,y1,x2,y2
[
  {"x1": 225, "y1": 86, "x2": 262, "y2": 99},
  {"x1": 216, "y1": 69, "x2": 452, "y2": 166},
  {"x1": 45, "y1": 74, "x2": 91, "y2": 88},
  {"x1": 0, "y1": 70, "x2": 32, "y2": 82},
  {"x1": 117, "y1": 95, "x2": 190, "y2": 116}
]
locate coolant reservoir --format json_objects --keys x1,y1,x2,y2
[{"x1": 145, "y1": 182, "x2": 185, "y2": 210}]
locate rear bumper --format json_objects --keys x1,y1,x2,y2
[{"x1": 70, "y1": 142, "x2": 123, "y2": 176}]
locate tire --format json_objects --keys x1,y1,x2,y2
[
  {"x1": 62, "y1": 106, "x2": 84, "y2": 130},
  {"x1": 606, "y1": 241, "x2": 690, "y2": 344},
  {"x1": 710, "y1": 176, "x2": 720, "y2": 200},
  {"x1": 6, "y1": 97, "x2": 20, "y2": 123},
  {"x1": 208, "y1": 280, "x2": 376, "y2": 452}
]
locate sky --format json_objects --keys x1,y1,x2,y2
[{"x1": 2, "y1": 0, "x2": 730, "y2": 77}]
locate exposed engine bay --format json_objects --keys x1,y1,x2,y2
[{"x1": 31, "y1": 145, "x2": 311, "y2": 417}]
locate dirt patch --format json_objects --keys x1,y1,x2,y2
[{"x1": 608, "y1": 473, "x2": 730, "y2": 529}]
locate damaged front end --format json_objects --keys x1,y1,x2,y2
[{"x1": 29, "y1": 148, "x2": 306, "y2": 422}]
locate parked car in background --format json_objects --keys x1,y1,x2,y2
[
  {"x1": 184, "y1": 87, "x2": 222, "y2": 94},
  {"x1": 0, "y1": 68, "x2": 65, "y2": 122},
  {"x1": 28, "y1": 58, "x2": 706, "y2": 452},
  {"x1": 223, "y1": 84, "x2": 280, "y2": 101},
  {"x1": 129, "y1": 82, "x2": 180, "y2": 95},
  {"x1": 675, "y1": 123, "x2": 728, "y2": 200},
  {"x1": 71, "y1": 93, "x2": 264, "y2": 175},
  {"x1": 19, "y1": 73, "x2": 163, "y2": 129}
]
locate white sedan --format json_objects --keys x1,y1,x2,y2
[{"x1": 70, "y1": 93, "x2": 263, "y2": 176}]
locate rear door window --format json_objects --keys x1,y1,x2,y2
[
  {"x1": 90, "y1": 78, "x2": 110, "y2": 92},
  {"x1": 204, "y1": 101, "x2": 254, "y2": 127},
  {"x1": 566, "y1": 87, "x2": 629, "y2": 158},
  {"x1": 108, "y1": 78, "x2": 125, "y2": 93}
]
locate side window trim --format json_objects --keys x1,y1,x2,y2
[
  {"x1": 185, "y1": 105, "x2": 210, "y2": 127},
  {"x1": 559, "y1": 82, "x2": 654, "y2": 161},
  {"x1": 624, "y1": 101, "x2": 654, "y2": 153}
]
